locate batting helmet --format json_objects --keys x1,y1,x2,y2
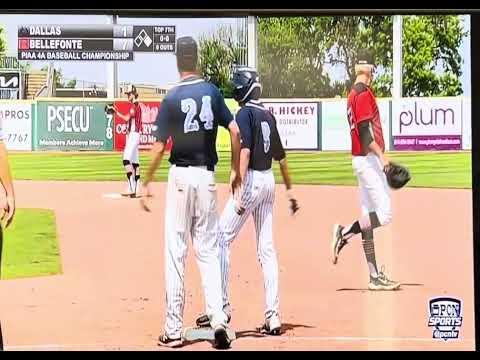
[
  {"x1": 232, "y1": 67, "x2": 262, "y2": 103},
  {"x1": 176, "y1": 36, "x2": 198, "y2": 72}
]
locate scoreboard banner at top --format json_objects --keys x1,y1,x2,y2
[{"x1": 17, "y1": 25, "x2": 176, "y2": 61}]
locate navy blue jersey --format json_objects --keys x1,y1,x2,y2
[
  {"x1": 236, "y1": 100, "x2": 285, "y2": 171},
  {"x1": 155, "y1": 75, "x2": 233, "y2": 168}
]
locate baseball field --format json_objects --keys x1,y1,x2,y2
[{"x1": 0, "y1": 150, "x2": 474, "y2": 350}]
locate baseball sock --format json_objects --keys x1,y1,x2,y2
[
  {"x1": 342, "y1": 212, "x2": 381, "y2": 240},
  {"x1": 126, "y1": 172, "x2": 134, "y2": 192},
  {"x1": 361, "y1": 229, "x2": 378, "y2": 278},
  {"x1": 133, "y1": 163, "x2": 140, "y2": 192}
]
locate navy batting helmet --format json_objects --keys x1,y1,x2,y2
[{"x1": 232, "y1": 67, "x2": 262, "y2": 103}]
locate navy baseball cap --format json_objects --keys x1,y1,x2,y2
[
  {"x1": 176, "y1": 36, "x2": 198, "y2": 70},
  {"x1": 356, "y1": 49, "x2": 375, "y2": 66}
]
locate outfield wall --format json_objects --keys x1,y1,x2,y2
[{"x1": 0, "y1": 96, "x2": 471, "y2": 152}]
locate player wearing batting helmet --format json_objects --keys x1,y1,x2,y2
[
  {"x1": 141, "y1": 36, "x2": 242, "y2": 349},
  {"x1": 195, "y1": 67, "x2": 299, "y2": 335},
  {"x1": 331, "y1": 49, "x2": 400, "y2": 291}
]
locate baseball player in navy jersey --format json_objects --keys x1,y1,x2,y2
[
  {"x1": 109, "y1": 85, "x2": 143, "y2": 197},
  {"x1": 141, "y1": 36, "x2": 242, "y2": 349},
  {"x1": 331, "y1": 50, "x2": 400, "y2": 291},
  {"x1": 196, "y1": 67, "x2": 299, "y2": 335}
]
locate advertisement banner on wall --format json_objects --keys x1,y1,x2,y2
[
  {"x1": 263, "y1": 101, "x2": 319, "y2": 150},
  {"x1": 0, "y1": 101, "x2": 33, "y2": 150},
  {"x1": 216, "y1": 99, "x2": 240, "y2": 152},
  {"x1": 113, "y1": 100, "x2": 172, "y2": 151},
  {"x1": 34, "y1": 101, "x2": 113, "y2": 151},
  {"x1": 218, "y1": 100, "x2": 319, "y2": 151},
  {"x1": 321, "y1": 99, "x2": 390, "y2": 151},
  {"x1": 392, "y1": 97, "x2": 462, "y2": 151}
]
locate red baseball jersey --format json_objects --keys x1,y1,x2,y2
[
  {"x1": 128, "y1": 101, "x2": 143, "y2": 133},
  {"x1": 347, "y1": 83, "x2": 385, "y2": 156}
]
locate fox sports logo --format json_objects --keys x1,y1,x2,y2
[{"x1": 427, "y1": 297, "x2": 463, "y2": 341}]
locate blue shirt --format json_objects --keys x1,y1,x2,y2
[
  {"x1": 155, "y1": 75, "x2": 233, "y2": 168},
  {"x1": 235, "y1": 100, "x2": 285, "y2": 171}
]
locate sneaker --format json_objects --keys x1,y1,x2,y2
[
  {"x1": 158, "y1": 333, "x2": 183, "y2": 348},
  {"x1": 332, "y1": 224, "x2": 348, "y2": 264},
  {"x1": 368, "y1": 266, "x2": 401, "y2": 291},
  {"x1": 121, "y1": 184, "x2": 135, "y2": 197},
  {"x1": 261, "y1": 313, "x2": 282, "y2": 336},
  {"x1": 196, "y1": 305, "x2": 232, "y2": 328},
  {"x1": 213, "y1": 324, "x2": 231, "y2": 349}
]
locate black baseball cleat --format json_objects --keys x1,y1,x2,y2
[
  {"x1": 158, "y1": 333, "x2": 183, "y2": 348},
  {"x1": 196, "y1": 308, "x2": 232, "y2": 328},
  {"x1": 332, "y1": 224, "x2": 348, "y2": 264},
  {"x1": 213, "y1": 325, "x2": 231, "y2": 349}
]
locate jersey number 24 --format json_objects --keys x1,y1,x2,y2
[{"x1": 182, "y1": 96, "x2": 214, "y2": 133}]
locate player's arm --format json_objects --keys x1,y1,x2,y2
[
  {"x1": 112, "y1": 106, "x2": 131, "y2": 122},
  {"x1": 217, "y1": 93, "x2": 241, "y2": 194},
  {"x1": 358, "y1": 121, "x2": 389, "y2": 170},
  {"x1": 140, "y1": 100, "x2": 170, "y2": 211},
  {"x1": 229, "y1": 121, "x2": 241, "y2": 183},
  {"x1": 271, "y1": 117, "x2": 299, "y2": 215},
  {"x1": 0, "y1": 141, "x2": 15, "y2": 228}
]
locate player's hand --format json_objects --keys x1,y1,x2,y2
[
  {"x1": 286, "y1": 189, "x2": 299, "y2": 216},
  {"x1": 234, "y1": 184, "x2": 245, "y2": 216},
  {"x1": 140, "y1": 182, "x2": 152, "y2": 212},
  {"x1": 381, "y1": 155, "x2": 391, "y2": 173},
  {"x1": 1, "y1": 195, "x2": 15, "y2": 229},
  {"x1": 230, "y1": 171, "x2": 242, "y2": 195}
]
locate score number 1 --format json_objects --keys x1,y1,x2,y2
[{"x1": 113, "y1": 25, "x2": 133, "y2": 38}]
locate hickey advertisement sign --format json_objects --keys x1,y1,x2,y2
[
  {"x1": 263, "y1": 101, "x2": 319, "y2": 150},
  {"x1": 392, "y1": 98, "x2": 463, "y2": 151}
]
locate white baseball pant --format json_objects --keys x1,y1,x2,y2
[
  {"x1": 123, "y1": 131, "x2": 140, "y2": 163},
  {"x1": 164, "y1": 165, "x2": 228, "y2": 339},
  {"x1": 219, "y1": 168, "x2": 279, "y2": 318},
  {"x1": 352, "y1": 153, "x2": 392, "y2": 226}
]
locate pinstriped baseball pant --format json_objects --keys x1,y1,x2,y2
[
  {"x1": 164, "y1": 165, "x2": 228, "y2": 339},
  {"x1": 219, "y1": 169, "x2": 280, "y2": 318}
]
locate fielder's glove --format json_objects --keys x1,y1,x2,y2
[
  {"x1": 105, "y1": 104, "x2": 115, "y2": 115},
  {"x1": 286, "y1": 190, "x2": 299, "y2": 215},
  {"x1": 385, "y1": 162, "x2": 411, "y2": 190}
]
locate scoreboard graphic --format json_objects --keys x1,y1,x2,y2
[{"x1": 17, "y1": 25, "x2": 176, "y2": 61}]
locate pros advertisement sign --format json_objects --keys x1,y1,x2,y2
[
  {"x1": 34, "y1": 101, "x2": 113, "y2": 150},
  {"x1": 0, "y1": 101, "x2": 33, "y2": 150},
  {"x1": 321, "y1": 99, "x2": 390, "y2": 151},
  {"x1": 263, "y1": 101, "x2": 319, "y2": 150},
  {"x1": 113, "y1": 100, "x2": 171, "y2": 151},
  {"x1": 392, "y1": 98, "x2": 462, "y2": 151}
]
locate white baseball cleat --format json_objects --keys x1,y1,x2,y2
[{"x1": 260, "y1": 313, "x2": 282, "y2": 336}]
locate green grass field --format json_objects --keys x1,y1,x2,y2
[
  {"x1": 9, "y1": 151, "x2": 471, "y2": 189},
  {"x1": 0, "y1": 208, "x2": 62, "y2": 280}
]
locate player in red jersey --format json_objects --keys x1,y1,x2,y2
[
  {"x1": 331, "y1": 50, "x2": 400, "y2": 291},
  {"x1": 111, "y1": 85, "x2": 143, "y2": 197}
]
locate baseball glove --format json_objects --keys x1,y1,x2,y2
[
  {"x1": 385, "y1": 162, "x2": 411, "y2": 189},
  {"x1": 105, "y1": 104, "x2": 115, "y2": 115}
]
